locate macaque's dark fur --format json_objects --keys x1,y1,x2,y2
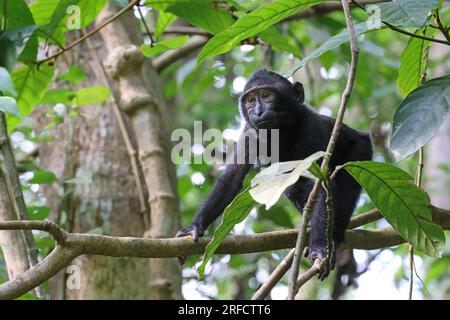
[{"x1": 177, "y1": 69, "x2": 372, "y2": 274}]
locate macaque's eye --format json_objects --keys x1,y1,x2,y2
[
  {"x1": 246, "y1": 95, "x2": 256, "y2": 106},
  {"x1": 261, "y1": 91, "x2": 272, "y2": 100}
]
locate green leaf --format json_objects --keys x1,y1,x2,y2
[
  {"x1": 258, "y1": 205, "x2": 294, "y2": 228},
  {"x1": 58, "y1": 65, "x2": 86, "y2": 84},
  {"x1": 397, "y1": 28, "x2": 436, "y2": 97},
  {"x1": 294, "y1": 23, "x2": 377, "y2": 71},
  {"x1": 140, "y1": 35, "x2": 189, "y2": 57},
  {"x1": 0, "y1": 96, "x2": 20, "y2": 117},
  {"x1": 29, "y1": 0, "x2": 59, "y2": 24},
  {"x1": 30, "y1": 0, "x2": 109, "y2": 45},
  {"x1": 165, "y1": 1, "x2": 235, "y2": 35},
  {"x1": 27, "y1": 170, "x2": 57, "y2": 184},
  {"x1": 379, "y1": 0, "x2": 440, "y2": 28},
  {"x1": 197, "y1": 0, "x2": 324, "y2": 63},
  {"x1": 11, "y1": 64, "x2": 54, "y2": 129},
  {"x1": 27, "y1": 206, "x2": 50, "y2": 220},
  {"x1": 0, "y1": 25, "x2": 37, "y2": 70},
  {"x1": 259, "y1": 26, "x2": 301, "y2": 57},
  {"x1": 197, "y1": 186, "x2": 255, "y2": 279},
  {"x1": 249, "y1": 151, "x2": 325, "y2": 209},
  {"x1": 41, "y1": 89, "x2": 76, "y2": 105},
  {"x1": 154, "y1": 11, "x2": 177, "y2": 40},
  {"x1": 0, "y1": 0, "x2": 38, "y2": 64},
  {"x1": 389, "y1": 76, "x2": 450, "y2": 161},
  {"x1": 74, "y1": 86, "x2": 110, "y2": 107},
  {"x1": 0, "y1": 0, "x2": 35, "y2": 29},
  {"x1": 0, "y1": 66, "x2": 17, "y2": 96},
  {"x1": 35, "y1": 236, "x2": 55, "y2": 251},
  {"x1": 343, "y1": 161, "x2": 445, "y2": 257}
]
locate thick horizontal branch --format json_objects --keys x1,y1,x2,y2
[{"x1": 0, "y1": 206, "x2": 449, "y2": 299}]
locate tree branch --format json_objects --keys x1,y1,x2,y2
[{"x1": 0, "y1": 206, "x2": 449, "y2": 300}]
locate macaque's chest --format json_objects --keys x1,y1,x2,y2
[{"x1": 255, "y1": 130, "x2": 322, "y2": 168}]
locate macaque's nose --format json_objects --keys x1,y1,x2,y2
[{"x1": 255, "y1": 104, "x2": 264, "y2": 116}]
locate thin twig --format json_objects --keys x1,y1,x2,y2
[
  {"x1": 38, "y1": 0, "x2": 140, "y2": 64},
  {"x1": 408, "y1": 245, "x2": 414, "y2": 300},
  {"x1": 435, "y1": 10, "x2": 450, "y2": 42},
  {"x1": 137, "y1": 5, "x2": 154, "y2": 46},
  {"x1": 409, "y1": 147, "x2": 425, "y2": 299},
  {"x1": 252, "y1": 249, "x2": 294, "y2": 300},
  {"x1": 287, "y1": 0, "x2": 360, "y2": 300},
  {"x1": 84, "y1": 36, "x2": 149, "y2": 218},
  {"x1": 295, "y1": 259, "x2": 322, "y2": 293},
  {"x1": 153, "y1": 26, "x2": 209, "y2": 37}
]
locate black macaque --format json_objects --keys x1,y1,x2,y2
[{"x1": 177, "y1": 69, "x2": 373, "y2": 277}]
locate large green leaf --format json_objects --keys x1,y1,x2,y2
[
  {"x1": 249, "y1": 151, "x2": 325, "y2": 209},
  {"x1": 0, "y1": 0, "x2": 35, "y2": 28},
  {"x1": 259, "y1": 26, "x2": 301, "y2": 57},
  {"x1": 198, "y1": 187, "x2": 256, "y2": 279},
  {"x1": 154, "y1": 11, "x2": 177, "y2": 40},
  {"x1": 166, "y1": 1, "x2": 235, "y2": 35},
  {"x1": 343, "y1": 161, "x2": 445, "y2": 257},
  {"x1": 0, "y1": 66, "x2": 17, "y2": 96},
  {"x1": 11, "y1": 64, "x2": 54, "y2": 129},
  {"x1": 197, "y1": 0, "x2": 324, "y2": 63},
  {"x1": 389, "y1": 76, "x2": 450, "y2": 161},
  {"x1": 140, "y1": 35, "x2": 189, "y2": 57},
  {"x1": 378, "y1": 0, "x2": 440, "y2": 28},
  {"x1": 397, "y1": 28, "x2": 436, "y2": 97}
]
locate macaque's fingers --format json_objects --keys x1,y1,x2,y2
[
  {"x1": 176, "y1": 224, "x2": 201, "y2": 240},
  {"x1": 178, "y1": 256, "x2": 187, "y2": 265}
]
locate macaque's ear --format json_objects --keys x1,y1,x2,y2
[{"x1": 292, "y1": 82, "x2": 304, "y2": 104}]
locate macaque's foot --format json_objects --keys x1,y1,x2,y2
[
  {"x1": 175, "y1": 223, "x2": 204, "y2": 265},
  {"x1": 304, "y1": 245, "x2": 336, "y2": 280}
]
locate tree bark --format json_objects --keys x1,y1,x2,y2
[{"x1": 0, "y1": 169, "x2": 30, "y2": 281}]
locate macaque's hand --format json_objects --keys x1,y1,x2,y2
[{"x1": 176, "y1": 223, "x2": 204, "y2": 265}]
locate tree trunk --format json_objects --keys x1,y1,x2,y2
[
  {"x1": 37, "y1": 3, "x2": 181, "y2": 299},
  {"x1": 0, "y1": 169, "x2": 30, "y2": 281}
]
